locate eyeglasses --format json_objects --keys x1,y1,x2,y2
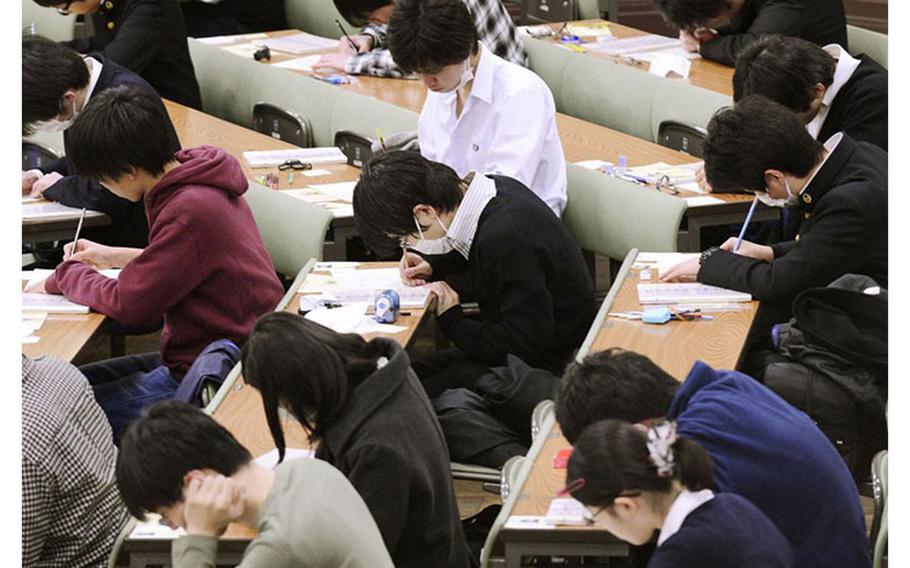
[
  {"x1": 277, "y1": 159, "x2": 312, "y2": 171},
  {"x1": 583, "y1": 505, "x2": 606, "y2": 525},
  {"x1": 56, "y1": 1, "x2": 74, "y2": 15}
]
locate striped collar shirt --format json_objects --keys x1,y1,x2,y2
[{"x1": 447, "y1": 172, "x2": 497, "y2": 259}]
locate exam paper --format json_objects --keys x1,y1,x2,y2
[
  {"x1": 330, "y1": 268, "x2": 431, "y2": 308},
  {"x1": 273, "y1": 55, "x2": 322, "y2": 72},
  {"x1": 261, "y1": 32, "x2": 337, "y2": 55},
  {"x1": 586, "y1": 34, "x2": 679, "y2": 55},
  {"x1": 545, "y1": 498, "x2": 590, "y2": 526},
  {"x1": 309, "y1": 181, "x2": 357, "y2": 202},
  {"x1": 684, "y1": 196, "x2": 725, "y2": 207},
  {"x1": 303, "y1": 303, "x2": 407, "y2": 335},
  {"x1": 25, "y1": 268, "x2": 120, "y2": 289},
  {"x1": 637, "y1": 283, "x2": 752, "y2": 304},
  {"x1": 22, "y1": 293, "x2": 91, "y2": 314},
  {"x1": 635, "y1": 252, "x2": 700, "y2": 276},
  {"x1": 22, "y1": 201, "x2": 100, "y2": 221},
  {"x1": 649, "y1": 53, "x2": 692, "y2": 79}
]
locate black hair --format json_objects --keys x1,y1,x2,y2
[
  {"x1": 241, "y1": 312, "x2": 384, "y2": 461},
  {"x1": 352, "y1": 150, "x2": 464, "y2": 256},
  {"x1": 22, "y1": 35, "x2": 90, "y2": 135},
  {"x1": 733, "y1": 35, "x2": 836, "y2": 112},
  {"x1": 66, "y1": 84, "x2": 176, "y2": 181},
  {"x1": 555, "y1": 349, "x2": 679, "y2": 444},
  {"x1": 333, "y1": 0, "x2": 392, "y2": 27},
  {"x1": 32, "y1": 0, "x2": 60, "y2": 6},
  {"x1": 703, "y1": 95, "x2": 825, "y2": 193},
  {"x1": 653, "y1": 0, "x2": 732, "y2": 30},
  {"x1": 387, "y1": 0, "x2": 479, "y2": 74},
  {"x1": 116, "y1": 400, "x2": 252, "y2": 519},
  {"x1": 567, "y1": 420, "x2": 715, "y2": 508}
]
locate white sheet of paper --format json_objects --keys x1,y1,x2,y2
[
  {"x1": 273, "y1": 55, "x2": 322, "y2": 72},
  {"x1": 635, "y1": 252, "x2": 700, "y2": 276},
  {"x1": 283, "y1": 189, "x2": 339, "y2": 204},
  {"x1": 24, "y1": 268, "x2": 120, "y2": 289},
  {"x1": 328, "y1": 205, "x2": 354, "y2": 218},
  {"x1": 684, "y1": 196, "x2": 725, "y2": 207},
  {"x1": 355, "y1": 319, "x2": 408, "y2": 335},
  {"x1": 261, "y1": 32, "x2": 337, "y2": 55},
  {"x1": 22, "y1": 293, "x2": 91, "y2": 313},
  {"x1": 649, "y1": 53, "x2": 692, "y2": 78},
  {"x1": 586, "y1": 34, "x2": 679, "y2": 55},
  {"x1": 254, "y1": 448, "x2": 314, "y2": 470},
  {"x1": 309, "y1": 181, "x2": 357, "y2": 202},
  {"x1": 314, "y1": 261, "x2": 360, "y2": 271},
  {"x1": 330, "y1": 268, "x2": 431, "y2": 308},
  {"x1": 304, "y1": 303, "x2": 370, "y2": 333},
  {"x1": 222, "y1": 43, "x2": 262, "y2": 58},
  {"x1": 300, "y1": 273, "x2": 336, "y2": 294},
  {"x1": 504, "y1": 516, "x2": 558, "y2": 530},
  {"x1": 196, "y1": 35, "x2": 235, "y2": 45},
  {"x1": 545, "y1": 498, "x2": 590, "y2": 526},
  {"x1": 632, "y1": 46, "x2": 701, "y2": 62},
  {"x1": 22, "y1": 201, "x2": 101, "y2": 221},
  {"x1": 637, "y1": 283, "x2": 752, "y2": 304},
  {"x1": 676, "y1": 181, "x2": 706, "y2": 193},
  {"x1": 303, "y1": 168, "x2": 332, "y2": 177}
]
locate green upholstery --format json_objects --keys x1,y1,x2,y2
[
  {"x1": 650, "y1": 78, "x2": 731, "y2": 142},
  {"x1": 329, "y1": 92, "x2": 419, "y2": 141},
  {"x1": 284, "y1": 0, "x2": 357, "y2": 39},
  {"x1": 22, "y1": 2, "x2": 76, "y2": 41},
  {"x1": 563, "y1": 163, "x2": 686, "y2": 260},
  {"x1": 24, "y1": 131, "x2": 66, "y2": 157},
  {"x1": 244, "y1": 181, "x2": 333, "y2": 278},
  {"x1": 577, "y1": 0, "x2": 604, "y2": 20},
  {"x1": 847, "y1": 25, "x2": 888, "y2": 70},
  {"x1": 188, "y1": 39, "x2": 262, "y2": 126}
]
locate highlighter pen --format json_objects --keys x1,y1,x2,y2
[
  {"x1": 335, "y1": 19, "x2": 359, "y2": 52},
  {"x1": 733, "y1": 197, "x2": 760, "y2": 253}
]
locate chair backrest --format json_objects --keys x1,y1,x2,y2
[
  {"x1": 22, "y1": 141, "x2": 61, "y2": 170},
  {"x1": 847, "y1": 24, "x2": 888, "y2": 70},
  {"x1": 24, "y1": 131, "x2": 66, "y2": 157},
  {"x1": 520, "y1": 0, "x2": 574, "y2": 25},
  {"x1": 657, "y1": 120, "x2": 708, "y2": 158},
  {"x1": 562, "y1": 164, "x2": 687, "y2": 260},
  {"x1": 243, "y1": 181, "x2": 333, "y2": 278},
  {"x1": 252, "y1": 102, "x2": 313, "y2": 148},
  {"x1": 576, "y1": 0, "x2": 604, "y2": 19},
  {"x1": 530, "y1": 399, "x2": 555, "y2": 441},
  {"x1": 499, "y1": 455, "x2": 526, "y2": 500},
  {"x1": 576, "y1": 248, "x2": 638, "y2": 361},
  {"x1": 284, "y1": 0, "x2": 357, "y2": 39},
  {"x1": 22, "y1": 3, "x2": 76, "y2": 41}
]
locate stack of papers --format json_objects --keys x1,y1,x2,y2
[
  {"x1": 544, "y1": 498, "x2": 590, "y2": 526},
  {"x1": 243, "y1": 147, "x2": 347, "y2": 168},
  {"x1": 565, "y1": 23, "x2": 613, "y2": 38},
  {"x1": 626, "y1": 162, "x2": 701, "y2": 185},
  {"x1": 634, "y1": 252, "x2": 699, "y2": 276},
  {"x1": 24, "y1": 268, "x2": 121, "y2": 289},
  {"x1": 309, "y1": 181, "x2": 356, "y2": 202},
  {"x1": 261, "y1": 32, "x2": 337, "y2": 55},
  {"x1": 273, "y1": 55, "x2": 323, "y2": 72},
  {"x1": 22, "y1": 293, "x2": 90, "y2": 314},
  {"x1": 637, "y1": 283, "x2": 752, "y2": 304},
  {"x1": 21, "y1": 313, "x2": 46, "y2": 344},
  {"x1": 329, "y1": 268, "x2": 431, "y2": 308},
  {"x1": 22, "y1": 201, "x2": 103, "y2": 221},
  {"x1": 303, "y1": 302, "x2": 407, "y2": 335},
  {"x1": 586, "y1": 34, "x2": 679, "y2": 55}
]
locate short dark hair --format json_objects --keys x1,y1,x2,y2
[
  {"x1": 704, "y1": 95, "x2": 825, "y2": 193},
  {"x1": 388, "y1": 0, "x2": 479, "y2": 74},
  {"x1": 653, "y1": 0, "x2": 732, "y2": 30},
  {"x1": 352, "y1": 151, "x2": 464, "y2": 256},
  {"x1": 241, "y1": 312, "x2": 383, "y2": 460},
  {"x1": 31, "y1": 0, "x2": 60, "y2": 7},
  {"x1": 733, "y1": 35, "x2": 836, "y2": 112},
  {"x1": 555, "y1": 349, "x2": 679, "y2": 444},
  {"x1": 22, "y1": 35, "x2": 90, "y2": 135},
  {"x1": 567, "y1": 420, "x2": 715, "y2": 507},
  {"x1": 66, "y1": 84, "x2": 176, "y2": 181},
  {"x1": 333, "y1": 0, "x2": 392, "y2": 27},
  {"x1": 116, "y1": 401, "x2": 252, "y2": 519}
]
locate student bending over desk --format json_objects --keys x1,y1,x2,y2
[
  {"x1": 555, "y1": 349, "x2": 872, "y2": 567},
  {"x1": 241, "y1": 313, "x2": 471, "y2": 568},
  {"x1": 25, "y1": 86, "x2": 283, "y2": 442},
  {"x1": 116, "y1": 401, "x2": 394, "y2": 568},
  {"x1": 566, "y1": 419, "x2": 794, "y2": 567}
]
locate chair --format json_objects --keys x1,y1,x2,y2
[
  {"x1": 520, "y1": 0, "x2": 574, "y2": 25},
  {"x1": 657, "y1": 120, "x2": 708, "y2": 158},
  {"x1": 499, "y1": 455, "x2": 527, "y2": 500},
  {"x1": 22, "y1": 1, "x2": 77, "y2": 41},
  {"x1": 847, "y1": 25, "x2": 888, "y2": 69},
  {"x1": 22, "y1": 141, "x2": 61, "y2": 170},
  {"x1": 243, "y1": 181, "x2": 333, "y2": 280},
  {"x1": 530, "y1": 399, "x2": 555, "y2": 441},
  {"x1": 252, "y1": 102, "x2": 313, "y2": 148},
  {"x1": 106, "y1": 518, "x2": 138, "y2": 568},
  {"x1": 871, "y1": 450, "x2": 888, "y2": 568},
  {"x1": 284, "y1": 0, "x2": 356, "y2": 39},
  {"x1": 576, "y1": 249, "x2": 637, "y2": 361}
]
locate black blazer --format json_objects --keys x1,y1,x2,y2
[
  {"x1": 818, "y1": 56, "x2": 888, "y2": 151},
  {"x1": 700, "y1": 0, "x2": 848, "y2": 66},
  {"x1": 315, "y1": 339, "x2": 471, "y2": 568},
  {"x1": 39, "y1": 55, "x2": 181, "y2": 248},
  {"x1": 68, "y1": 0, "x2": 201, "y2": 109},
  {"x1": 699, "y1": 134, "x2": 887, "y2": 311}
]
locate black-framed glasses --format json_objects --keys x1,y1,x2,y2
[
  {"x1": 56, "y1": 1, "x2": 74, "y2": 15},
  {"x1": 583, "y1": 505, "x2": 606, "y2": 525},
  {"x1": 277, "y1": 159, "x2": 312, "y2": 171}
]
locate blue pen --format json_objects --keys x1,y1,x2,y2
[{"x1": 733, "y1": 197, "x2": 760, "y2": 253}]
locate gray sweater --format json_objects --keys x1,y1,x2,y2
[{"x1": 172, "y1": 458, "x2": 394, "y2": 567}]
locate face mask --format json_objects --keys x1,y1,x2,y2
[
  {"x1": 410, "y1": 215, "x2": 454, "y2": 256},
  {"x1": 440, "y1": 59, "x2": 474, "y2": 94},
  {"x1": 33, "y1": 98, "x2": 78, "y2": 133},
  {"x1": 756, "y1": 178, "x2": 799, "y2": 208}
]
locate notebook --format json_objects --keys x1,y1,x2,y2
[
  {"x1": 544, "y1": 498, "x2": 590, "y2": 526},
  {"x1": 260, "y1": 32, "x2": 337, "y2": 55},
  {"x1": 637, "y1": 283, "x2": 752, "y2": 304},
  {"x1": 22, "y1": 293, "x2": 91, "y2": 314}
]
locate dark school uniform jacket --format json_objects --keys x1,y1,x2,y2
[
  {"x1": 67, "y1": 0, "x2": 202, "y2": 109},
  {"x1": 426, "y1": 175, "x2": 597, "y2": 374},
  {"x1": 700, "y1": 0, "x2": 848, "y2": 66},
  {"x1": 315, "y1": 339, "x2": 471, "y2": 568},
  {"x1": 699, "y1": 134, "x2": 887, "y2": 312},
  {"x1": 818, "y1": 56, "x2": 888, "y2": 151},
  {"x1": 668, "y1": 362, "x2": 872, "y2": 567},
  {"x1": 649, "y1": 493, "x2": 794, "y2": 567},
  {"x1": 39, "y1": 54, "x2": 181, "y2": 248}
]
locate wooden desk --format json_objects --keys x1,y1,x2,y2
[
  {"x1": 22, "y1": 205, "x2": 110, "y2": 244},
  {"x1": 21, "y1": 278, "x2": 106, "y2": 363},
  {"x1": 541, "y1": 20, "x2": 735, "y2": 97}
]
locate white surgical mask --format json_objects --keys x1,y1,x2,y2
[
  {"x1": 756, "y1": 178, "x2": 799, "y2": 208},
  {"x1": 440, "y1": 59, "x2": 474, "y2": 94},
  {"x1": 33, "y1": 98, "x2": 78, "y2": 133},
  {"x1": 410, "y1": 215, "x2": 454, "y2": 255}
]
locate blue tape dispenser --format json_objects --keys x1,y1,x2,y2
[{"x1": 642, "y1": 307, "x2": 672, "y2": 324}]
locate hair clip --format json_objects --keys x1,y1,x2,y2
[
  {"x1": 557, "y1": 477, "x2": 586, "y2": 497},
  {"x1": 647, "y1": 421, "x2": 678, "y2": 477}
]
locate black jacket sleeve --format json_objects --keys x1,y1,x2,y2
[
  {"x1": 699, "y1": 0, "x2": 806, "y2": 66},
  {"x1": 42, "y1": 172, "x2": 138, "y2": 219},
  {"x1": 38, "y1": 157, "x2": 71, "y2": 177}
]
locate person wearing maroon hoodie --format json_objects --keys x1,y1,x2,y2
[{"x1": 25, "y1": 85, "x2": 283, "y2": 441}]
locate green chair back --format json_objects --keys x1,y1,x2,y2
[
  {"x1": 847, "y1": 25, "x2": 888, "y2": 69},
  {"x1": 22, "y1": 2, "x2": 76, "y2": 41},
  {"x1": 284, "y1": 0, "x2": 357, "y2": 39}
]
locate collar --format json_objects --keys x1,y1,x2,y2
[
  {"x1": 446, "y1": 172, "x2": 497, "y2": 259},
  {"x1": 82, "y1": 56, "x2": 105, "y2": 108},
  {"x1": 657, "y1": 489, "x2": 715, "y2": 546},
  {"x1": 469, "y1": 43, "x2": 496, "y2": 105},
  {"x1": 806, "y1": 45, "x2": 861, "y2": 138},
  {"x1": 797, "y1": 133, "x2": 851, "y2": 210}
]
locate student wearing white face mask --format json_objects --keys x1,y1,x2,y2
[
  {"x1": 662, "y1": 96, "x2": 886, "y2": 342},
  {"x1": 352, "y1": 151, "x2": 596, "y2": 398},
  {"x1": 387, "y1": 0, "x2": 567, "y2": 217}
]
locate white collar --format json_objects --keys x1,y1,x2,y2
[
  {"x1": 806, "y1": 44, "x2": 860, "y2": 138},
  {"x1": 82, "y1": 56, "x2": 104, "y2": 109},
  {"x1": 657, "y1": 489, "x2": 715, "y2": 546},
  {"x1": 446, "y1": 172, "x2": 497, "y2": 259},
  {"x1": 435, "y1": 43, "x2": 495, "y2": 107},
  {"x1": 799, "y1": 132, "x2": 844, "y2": 195}
]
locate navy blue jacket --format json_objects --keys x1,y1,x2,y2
[
  {"x1": 668, "y1": 362, "x2": 871, "y2": 567},
  {"x1": 650, "y1": 493, "x2": 794, "y2": 567}
]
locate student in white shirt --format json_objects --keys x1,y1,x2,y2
[{"x1": 387, "y1": 0, "x2": 567, "y2": 216}]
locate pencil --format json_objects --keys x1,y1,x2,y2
[
  {"x1": 335, "y1": 19, "x2": 359, "y2": 52},
  {"x1": 733, "y1": 198, "x2": 759, "y2": 253},
  {"x1": 376, "y1": 127, "x2": 387, "y2": 152},
  {"x1": 71, "y1": 207, "x2": 87, "y2": 257}
]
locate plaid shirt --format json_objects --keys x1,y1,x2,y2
[
  {"x1": 22, "y1": 356, "x2": 130, "y2": 568},
  {"x1": 346, "y1": 0, "x2": 527, "y2": 77}
]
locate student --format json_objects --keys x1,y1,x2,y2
[
  {"x1": 241, "y1": 312, "x2": 471, "y2": 567},
  {"x1": 661, "y1": 96, "x2": 887, "y2": 331},
  {"x1": 733, "y1": 35, "x2": 888, "y2": 151},
  {"x1": 654, "y1": 0, "x2": 847, "y2": 67},
  {"x1": 555, "y1": 348, "x2": 872, "y2": 568},
  {"x1": 116, "y1": 401, "x2": 394, "y2": 567},
  {"x1": 323, "y1": 0, "x2": 525, "y2": 77},
  {"x1": 25, "y1": 86, "x2": 284, "y2": 440},
  {"x1": 22, "y1": 355, "x2": 130, "y2": 567},
  {"x1": 32, "y1": 0, "x2": 202, "y2": 109},
  {"x1": 388, "y1": 0, "x2": 566, "y2": 216},
  {"x1": 353, "y1": 152, "x2": 596, "y2": 397},
  {"x1": 22, "y1": 35, "x2": 181, "y2": 249},
  {"x1": 566, "y1": 419, "x2": 794, "y2": 567}
]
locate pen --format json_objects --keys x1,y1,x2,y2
[
  {"x1": 335, "y1": 19, "x2": 359, "y2": 53},
  {"x1": 376, "y1": 127, "x2": 387, "y2": 152},
  {"x1": 71, "y1": 207, "x2": 87, "y2": 258},
  {"x1": 734, "y1": 197, "x2": 760, "y2": 253}
]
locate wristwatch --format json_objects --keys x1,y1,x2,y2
[{"x1": 699, "y1": 246, "x2": 721, "y2": 266}]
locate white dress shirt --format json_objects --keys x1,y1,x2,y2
[
  {"x1": 418, "y1": 43, "x2": 567, "y2": 216},
  {"x1": 806, "y1": 44, "x2": 861, "y2": 140},
  {"x1": 445, "y1": 172, "x2": 497, "y2": 259},
  {"x1": 657, "y1": 488, "x2": 715, "y2": 546}
]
